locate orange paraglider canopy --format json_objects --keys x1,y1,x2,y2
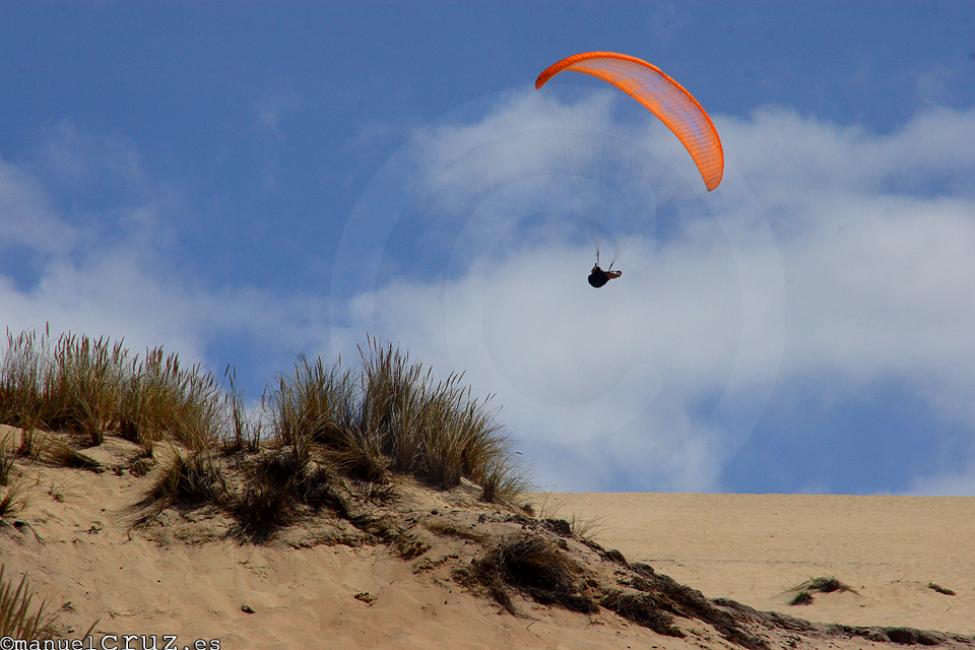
[{"x1": 536, "y1": 51, "x2": 724, "y2": 191}]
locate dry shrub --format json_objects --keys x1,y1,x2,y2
[
  {"x1": 791, "y1": 576, "x2": 856, "y2": 595},
  {"x1": 232, "y1": 446, "x2": 348, "y2": 540},
  {"x1": 143, "y1": 449, "x2": 227, "y2": 509},
  {"x1": 601, "y1": 591, "x2": 683, "y2": 637},
  {"x1": 472, "y1": 534, "x2": 598, "y2": 615}
]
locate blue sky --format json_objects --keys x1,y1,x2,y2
[{"x1": 2, "y1": 2, "x2": 975, "y2": 494}]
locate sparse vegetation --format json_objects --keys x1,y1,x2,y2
[
  {"x1": 3, "y1": 326, "x2": 528, "y2": 542},
  {"x1": 231, "y1": 446, "x2": 349, "y2": 541},
  {"x1": 142, "y1": 449, "x2": 227, "y2": 510},
  {"x1": 471, "y1": 534, "x2": 596, "y2": 615},
  {"x1": 789, "y1": 591, "x2": 814, "y2": 606},
  {"x1": 38, "y1": 436, "x2": 103, "y2": 473},
  {"x1": 0, "y1": 565, "x2": 56, "y2": 640},
  {"x1": 0, "y1": 434, "x2": 13, "y2": 485},
  {"x1": 0, "y1": 478, "x2": 26, "y2": 521},
  {"x1": 787, "y1": 576, "x2": 857, "y2": 605},
  {"x1": 928, "y1": 582, "x2": 955, "y2": 596},
  {"x1": 790, "y1": 576, "x2": 856, "y2": 595}
]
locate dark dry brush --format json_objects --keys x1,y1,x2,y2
[
  {"x1": 928, "y1": 582, "x2": 956, "y2": 596},
  {"x1": 787, "y1": 576, "x2": 858, "y2": 606}
]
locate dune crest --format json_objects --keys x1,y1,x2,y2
[{"x1": 2, "y1": 425, "x2": 973, "y2": 649}]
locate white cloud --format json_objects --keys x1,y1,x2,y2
[
  {"x1": 0, "y1": 127, "x2": 328, "y2": 379},
  {"x1": 333, "y1": 92, "x2": 975, "y2": 492},
  {"x1": 5, "y1": 96, "x2": 974, "y2": 494},
  {"x1": 0, "y1": 158, "x2": 76, "y2": 253}
]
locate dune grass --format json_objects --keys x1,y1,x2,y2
[
  {"x1": 472, "y1": 534, "x2": 596, "y2": 615},
  {"x1": 787, "y1": 576, "x2": 857, "y2": 605},
  {"x1": 0, "y1": 434, "x2": 13, "y2": 486},
  {"x1": 38, "y1": 436, "x2": 103, "y2": 473},
  {"x1": 791, "y1": 576, "x2": 856, "y2": 594},
  {"x1": 142, "y1": 449, "x2": 228, "y2": 510},
  {"x1": 0, "y1": 328, "x2": 225, "y2": 450},
  {"x1": 0, "y1": 479, "x2": 26, "y2": 521},
  {"x1": 3, "y1": 326, "x2": 529, "y2": 544},
  {"x1": 271, "y1": 338, "x2": 527, "y2": 501},
  {"x1": 0, "y1": 565, "x2": 56, "y2": 640},
  {"x1": 928, "y1": 582, "x2": 956, "y2": 596},
  {"x1": 230, "y1": 445, "x2": 351, "y2": 540}
]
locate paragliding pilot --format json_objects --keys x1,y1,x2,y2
[{"x1": 588, "y1": 251, "x2": 622, "y2": 288}]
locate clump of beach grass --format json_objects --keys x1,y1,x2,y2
[
  {"x1": 141, "y1": 449, "x2": 227, "y2": 510},
  {"x1": 4, "y1": 326, "x2": 530, "y2": 541},
  {"x1": 38, "y1": 436, "x2": 103, "y2": 473},
  {"x1": 0, "y1": 327, "x2": 224, "y2": 450},
  {"x1": 787, "y1": 576, "x2": 857, "y2": 605},
  {"x1": 0, "y1": 434, "x2": 13, "y2": 486},
  {"x1": 792, "y1": 576, "x2": 856, "y2": 594},
  {"x1": 470, "y1": 534, "x2": 596, "y2": 615},
  {"x1": 231, "y1": 444, "x2": 350, "y2": 541},
  {"x1": 789, "y1": 591, "x2": 814, "y2": 606},
  {"x1": 0, "y1": 479, "x2": 26, "y2": 521},
  {"x1": 271, "y1": 338, "x2": 527, "y2": 502}
]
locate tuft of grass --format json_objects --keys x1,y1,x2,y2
[
  {"x1": 569, "y1": 513, "x2": 609, "y2": 542},
  {"x1": 471, "y1": 534, "x2": 597, "y2": 615},
  {"x1": 142, "y1": 449, "x2": 227, "y2": 509},
  {"x1": 219, "y1": 366, "x2": 265, "y2": 455},
  {"x1": 523, "y1": 494, "x2": 605, "y2": 542},
  {"x1": 231, "y1": 446, "x2": 349, "y2": 540},
  {"x1": 601, "y1": 591, "x2": 683, "y2": 637},
  {"x1": 0, "y1": 478, "x2": 27, "y2": 522},
  {"x1": 928, "y1": 582, "x2": 955, "y2": 596},
  {"x1": 16, "y1": 426, "x2": 38, "y2": 459},
  {"x1": 789, "y1": 576, "x2": 857, "y2": 595},
  {"x1": 0, "y1": 564, "x2": 56, "y2": 640},
  {"x1": 789, "y1": 591, "x2": 814, "y2": 606},
  {"x1": 269, "y1": 339, "x2": 526, "y2": 500},
  {"x1": 39, "y1": 436, "x2": 103, "y2": 473},
  {"x1": 0, "y1": 434, "x2": 13, "y2": 486},
  {"x1": 481, "y1": 458, "x2": 530, "y2": 504}
]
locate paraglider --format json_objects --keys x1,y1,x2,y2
[
  {"x1": 535, "y1": 51, "x2": 724, "y2": 191},
  {"x1": 588, "y1": 263, "x2": 622, "y2": 289},
  {"x1": 535, "y1": 51, "x2": 724, "y2": 288}
]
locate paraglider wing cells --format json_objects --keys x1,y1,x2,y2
[{"x1": 536, "y1": 51, "x2": 723, "y2": 191}]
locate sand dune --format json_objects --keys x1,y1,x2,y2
[
  {"x1": 550, "y1": 492, "x2": 975, "y2": 636},
  {"x1": 2, "y1": 425, "x2": 973, "y2": 649}
]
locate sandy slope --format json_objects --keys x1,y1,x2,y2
[
  {"x1": 548, "y1": 492, "x2": 975, "y2": 636},
  {"x1": 1, "y1": 425, "x2": 972, "y2": 649}
]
